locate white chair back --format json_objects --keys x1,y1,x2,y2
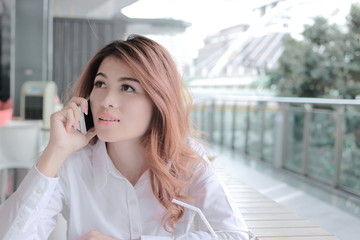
[
  {"x1": 0, "y1": 125, "x2": 41, "y2": 168},
  {"x1": 0, "y1": 123, "x2": 41, "y2": 202}
]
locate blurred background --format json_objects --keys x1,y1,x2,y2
[
  {"x1": 1, "y1": 0, "x2": 359, "y2": 107},
  {"x1": 1, "y1": 0, "x2": 360, "y2": 239}
]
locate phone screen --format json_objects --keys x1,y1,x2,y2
[
  {"x1": 84, "y1": 100, "x2": 94, "y2": 131},
  {"x1": 78, "y1": 100, "x2": 94, "y2": 134}
]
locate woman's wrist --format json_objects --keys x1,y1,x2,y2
[{"x1": 36, "y1": 144, "x2": 71, "y2": 178}]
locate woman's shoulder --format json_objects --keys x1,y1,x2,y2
[
  {"x1": 186, "y1": 138, "x2": 214, "y2": 175},
  {"x1": 187, "y1": 138, "x2": 208, "y2": 158}
]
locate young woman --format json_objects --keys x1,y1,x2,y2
[{"x1": 0, "y1": 35, "x2": 253, "y2": 240}]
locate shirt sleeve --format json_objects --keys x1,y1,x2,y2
[{"x1": 0, "y1": 166, "x2": 63, "y2": 240}]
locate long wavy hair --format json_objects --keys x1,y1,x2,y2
[{"x1": 71, "y1": 34, "x2": 203, "y2": 230}]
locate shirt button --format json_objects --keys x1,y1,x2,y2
[
  {"x1": 129, "y1": 199, "x2": 137, "y2": 205},
  {"x1": 35, "y1": 188, "x2": 44, "y2": 194},
  {"x1": 16, "y1": 221, "x2": 24, "y2": 229}
]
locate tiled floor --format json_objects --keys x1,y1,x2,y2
[{"x1": 211, "y1": 145, "x2": 360, "y2": 240}]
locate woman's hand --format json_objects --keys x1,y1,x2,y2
[
  {"x1": 77, "y1": 231, "x2": 140, "y2": 240},
  {"x1": 36, "y1": 97, "x2": 96, "y2": 177},
  {"x1": 47, "y1": 97, "x2": 96, "y2": 155}
]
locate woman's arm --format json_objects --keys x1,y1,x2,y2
[
  {"x1": 0, "y1": 97, "x2": 96, "y2": 240},
  {"x1": 0, "y1": 167, "x2": 63, "y2": 239}
]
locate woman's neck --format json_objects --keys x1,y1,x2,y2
[{"x1": 106, "y1": 139, "x2": 149, "y2": 186}]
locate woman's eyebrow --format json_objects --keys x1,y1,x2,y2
[
  {"x1": 95, "y1": 72, "x2": 107, "y2": 78},
  {"x1": 119, "y1": 77, "x2": 140, "y2": 83},
  {"x1": 95, "y1": 72, "x2": 139, "y2": 83}
]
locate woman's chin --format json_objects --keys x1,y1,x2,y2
[{"x1": 96, "y1": 133, "x2": 117, "y2": 143}]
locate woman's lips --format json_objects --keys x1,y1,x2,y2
[{"x1": 98, "y1": 113, "x2": 120, "y2": 125}]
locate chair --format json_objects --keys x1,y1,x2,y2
[{"x1": 0, "y1": 122, "x2": 42, "y2": 203}]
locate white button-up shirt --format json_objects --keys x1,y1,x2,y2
[{"x1": 0, "y1": 140, "x2": 250, "y2": 240}]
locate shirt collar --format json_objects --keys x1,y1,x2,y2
[{"x1": 92, "y1": 140, "x2": 152, "y2": 189}]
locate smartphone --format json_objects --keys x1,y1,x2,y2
[{"x1": 78, "y1": 100, "x2": 94, "y2": 134}]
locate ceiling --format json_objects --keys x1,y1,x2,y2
[
  {"x1": 53, "y1": 0, "x2": 137, "y2": 19},
  {"x1": 51, "y1": 0, "x2": 190, "y2": 36}
]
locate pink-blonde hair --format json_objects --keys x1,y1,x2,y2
[{"x1": 72, "y1": 34, "x2": 203, "y2": 230}]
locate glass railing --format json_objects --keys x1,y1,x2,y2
[{"x1": 191, "y1": 95, "x2": 360, "y2": 197}]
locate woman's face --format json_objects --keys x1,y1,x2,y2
[{"x1": 89, "y1": 56, "x2": 153, "y2": 143}]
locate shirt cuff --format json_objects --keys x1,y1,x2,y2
[{"x1": 15, "y1": 166, "x2": 59, "y2": 210}]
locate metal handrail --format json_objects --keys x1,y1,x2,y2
[
  {"x1": 191, "y1": 94, "x2": 360, "y2": 199},
  {"x1": 194, "y1": 94, "x2": 360, "y2": 105}
]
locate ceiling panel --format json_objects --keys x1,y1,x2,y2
[{"x1": 53, "y1": 0, "x2": 137, "y2": 19}]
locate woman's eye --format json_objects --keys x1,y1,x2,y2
[
  {"x1": 122, "y1": 84, "x2": 135, "y2": 92},
  {"x1": 94, "y1": 81, "x2": 105, "y2": 88}
]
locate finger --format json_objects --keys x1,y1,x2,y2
[
  {"x1": 80, "y1": 99, "x2": 89, "y2": 115},
  {"x1": 69, "y1": 96, "x2": 87, "y2": 106},
  {"x1": 70, "y1": 97, "x2": 89, "y2": 115},
  {"x1": 64, "y1": 108, "x2": 76, "y2": 132},
  {"x1": 76, "y1": 231, "x2": 100, "y2": 240},
  {"x1": 68, "y1": 102, "x2": 81, "y2": 129}
]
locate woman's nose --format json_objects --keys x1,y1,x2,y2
[{"x1": 100, "y1": 91, "x2": 119, "y2": 108}]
